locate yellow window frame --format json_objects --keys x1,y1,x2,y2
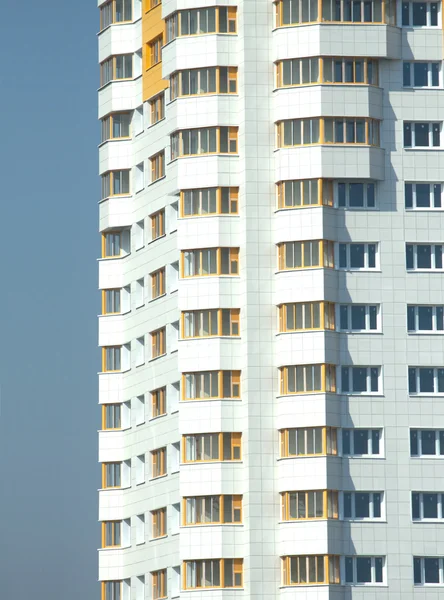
[
  {"x1": 278, "y1": 302, "x2": 336, "y2": 332},
  {"x1": 181, "y1": 370, "x2": 241, "y2": 400},
  {"x1": 151, "y1": 447, "x2": 166, "y2": 478},
  {"x1": 276, "y1": 179, "x2": 334, "y2": 209},
  {"x1": 182, "y1": 432, "x2": 242, "y2": 463},
  {"x1": 150, "y1": 267, "x2": 165, "y2": 299},
  {"x1": 280, "y1": 427, "x2": 338, "y2": 457},
  {"x1": 279, "y1": 364, "x2": 337, "y2": 394}
]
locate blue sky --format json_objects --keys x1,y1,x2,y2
[{"x1": 0, "y1": 2, "x2": 99, "y2": 598}]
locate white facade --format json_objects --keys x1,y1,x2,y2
[{"x1": 97, "y1": 0, "x2": 444, "y2": 598}]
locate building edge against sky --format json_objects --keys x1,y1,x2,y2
[{"x1": 97, "y1": 0, "x2": 444, "y2": 598}]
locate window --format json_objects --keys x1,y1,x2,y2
[
  {"x1": 102, "y1": 289, "x2": 121, "y2": 314},
  {"x1": 338, "y1": 305, "x2": 380, "y2": 331},
  {"x1": 275, "y1": 0, "x2": 395, "y2": 24},
  {"x1": 101, "y1": 113, "x2": 131, "y2": 142},
  {"x1": 406, "y1": 244, "x2": 444, "y2": 270},
  {"x1": 151, "y1": 508, "x2": 166, "y2": 538},
  {"x1": 276, "y1": 179, "x2": 334, "y2": 208},
  {"x1": 184, "y1": 559, "x2": 243, "y2": 589},
  {"x1": 171, "y1": 127, "x2": 238, "y2": 159},
  {"x1": 100, "y1": 0, "x2": 133, "y2": 30},
  {"x1": 278, "y1": 240, "x2": 334, "y2": 270},
  {"x1": 340, "y1": 366, "x2": 381, "y2": 394},
  {"x1": 407, "y1": 305, "x2": 444, "y2": 332},
  {"x1": 277, "y1": 118, "x2": 380, "y2": 147},
  {"x1": 338, "y1": 243, "x2": 378, "y2": 270},
  {"x1": 151, "y1": 387, "x2": 166, "y2": 418},
  {"x1": 182, "y1": 247, "x2": 239, "y2": 277},
  {"x1": 281, "y1": 491, "x2": 339, "y2": 520},
  {"x1": 150, "y1": 93, "x2": 164, "y2": 124},
  {"x1": 280, "y1": 427, "x2": 338, "y2": 457},
  {"x1": 343, "y1": 492, "x2": 383, "y2": 520},
  {"x1": 279, "y1": 302, "x2": 335, "y2": 332},
  {"x1": 151, "y1": 447, "x2": 166, "y2": 478},
  {"x1": 151, "y1": 327, "x2": 166, "y2": 358},
  {"x1": 102, "y1": 232, "x2": 121, "y2": 257},
  {"x1": 182, "y1": 309, "x2": 240, "y2": 338},
  {"x1": 183, "y1": 432, "x2": 242, "y2": 462},
  {"x1": 150, "y1": 151, "x2": 165, "y2": 182},
  {"x1": 152, "y1": 569, "x2": 167, "y2": 600},
  {"x1": 102, "y1": 347, "x2": 121, "y2": 372},
  {"x1": 412, "y1": 493, "x2": 444, "y2": 520},
  {"x1": 182, "y1": 370, "x2": 240, "y2": 400},
  {"x1": 403, "y1": 62, "x2": 440, "y2": 87},
  {"x1": 102, "y1": 404, "x2": 122, "y2": 430},
  {"x1": 148, "y1": 36, "x2": 163, "y2": 67},
  {"x1": 102, "y1": 463, "x2": 121, "y2": 488},
  {"x1": 402, "y1": 1, "x2": 439, "y2": 26},
  {"x1": 166, "y1": 7, "x2": 237, "y2": 41},
  {"x1": 279, "y1": 364, "x2": 336, "y2": 394},
  {"x1": 344, "y1": 556, "x2": 384, "y2": 584},
  {"x1": 408, "y1": 367, "x2": 444, "y2": 394},
  {"x1": 101, "y1": 581, "x2": 122, "y2": 600},
  {"x1": 181, "y1": 187, "x2": 239, "y2": 216},
  {"x1": 405, "y1": 183, "x2": 442, "y2": 209},
  {"x1": 101, "y1": 170, "x2": 130, "y2": 198},
  {"x1": 281, "y1": 555, "x2": 340, "y2": 585},
  {"x1": 276, "y1": 57, "x2": 378, "y2": 87},
  {"x1": 184, "y1": 495, "x2": 242, "y2": 525},
  {"x1": 151, "y1": 268, "x2": 165, "y2": 299},
  {"x1": 100, "y1": 55, "x2": 133, "y2": 86},
  {"x1": 150, "y1": 0, "x2": 161, "y2": 7},
  {"x1": 410, "y1": 429, "x2": 444, "y2": 456},
  {"x1": 171, "y1": 67, "x2": 238, "y2": 99},
  {"x1": 414, "y1": 557, "x2": 444, "y2": 585},
  {"x1": 342, "y1": 429, "x2": 381, "y2": 456},
  {"x1": 336, "y1": 181, "x2": 376, "y2": 208},
  {"x1": 151, "y1": 210, "x2": 165, "y2": 240},
  {"x1": 102, "y1": 521, "x2": 121, "y2": 547},
  {"x1": 404, "y1": 122, "x2": 441, "y2": 147}
]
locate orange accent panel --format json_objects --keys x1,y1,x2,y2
[{"x1": 143, "y1": 5, "x2": 169, "y2": 101}]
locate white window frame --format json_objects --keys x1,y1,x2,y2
[
  {"x1": 342, "y1": 491, "x2": 384, "y2": 521},
  {"x1": 337, "y1": 243, "x2": 379, "y2": 270},
  {"x1": 412, "y1": 492, "x2": 444, "y2": 521},
  {"x1": 407, "y1": 305, "x2": 444, "y2": 332},
  {"x1": 414, "y1": 557, "x2": 444, "y2": 586},
  {"x1": 405, "y1": 182, "x2": 443, "y2": 210},
  {"x1": 410, "y1": 429, "x2": 444, "y2": 457},
  {"x1": 339, "y1": 366, "x2": 382, "y2": 394},
  {"x1": 406, "y1": 244, "x2": 444, "y2": 270},
  {"x1": 336, "y1": 181, "x2": 376, "y2": 209},
  {"x1": 408, "y1": 366, "x2": 444, "y2": 395},
  {"x1": 404, "y1": 121, "x2": 441, "y2": 148},
  {"x1": 403, "y1": 61, "x2": 441, "y2": 88},
  {"x1": 337, "y1": 304, "x2": 380, "y2": 332},
  {"x1": 401, "y1": 1, "x2": 440, "y2": 27},
  {"x1": 344, "y1": 556, "x2": 385, "y2": 585},
  {"x1": 342, "y1": 428, "x2": 383, "y2": 456}
]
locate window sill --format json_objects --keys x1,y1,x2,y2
[
  {"x1": 277, "y1": 456, "x2": 338, "y2": 461},
  {"x1": 149, "y1": 354, "x2": 167, "y2": 363},
  {"x1": 410, "y1": 456, "x2": 444, "y2": 459},
  {"x1": 98, "y1": 309, "x2": 131, "y2": 318},
  {"x1": 179, "y1": 214, "x2": 240, "y2": 220},
  {"x1": 180, "y1": 336, "x2": 241, "y2": 341},
  {"x1": 181, "y1": 461, "x2": 243, "y2": 466},
  {"x1": 98, "y1": 426, "x2": 132, "y2": 433},
  {"x1": 406, "y1": 208, "x2": 444, "y2": 212},
  {"x1": 345, "y1": 583, "x2": 388, "y2": 587},
  {"x1": 149, "y1": 234, "x2": 167, "y2": 245},
  {"x1": 97, "y1": 254, "x2": 130, "y2": 262},
  {"x1": 135, "y1": 541, "x2": 146, "y2": 547},
  {"x1": 412, "y1": 519, "x2": 444, "y2": 524},
  {"x1": 149, "y1": 414, "x2": 167, "y2": 422},
  {"x1": 343, "y1": 518, "x2": 387, "y2": 523},
  {"x1": 338, "y1": 330, "x2": 382, "y2": 334},
  {"x1": 136, "y1": 420, "x2": 146, "y2": 427},
  {"x1": 149, "y1": 474, "x2": 168, "y2": 482},
  {"x1": 404, "y1": 147, "x2": 444, "y2": 151},
  {"x1": 409, "y1": 393, "x2": 444, "y2": 397},
  {"x1": 182, "y1": 523, "x2": 243, "y2": 529},
  {"x1": 181, "y1": 398, "x2": 242, "y2": 403},
  {"x1": 98, "y1": 194, "x2": 132, "y2": 204},
  {"x1": 337, "y1": 268, "x2": 381, "y2": 273},
  {"x1": 150, "y1": 535, "x2": 168, "y2": 542},
  {"x1": 99, "y1": 544, "x2": 131, "y2": 551},
  {"x1": 414, "y1": 584, "x2": 444, "y2": 588},
  {"x1": 135, "y1": 303, "x2": 145, "y2": 310},
  {"x1": 150, "y1": 293, "x2": 167, "y2": 303},
  {"x1": 407, "y1": 269, "x2": 444, "y2": 273},
  {"x1": 340, "y1": 392, "x2": 384, "y2": 397},
  {"x1": 148, "y1": 116, "x2": 166, "y2": 130},
  {"x1": 343, "y1": 455, "x2": 385, "y2": 460},
  {"x1": 149, "y1": 175, "x2": 166, "y2": 186},
  {"x1": 169, "y1": 154, "x2": 239, "y2": 163},
  {"x1": 97, "y1": 485, "x2": 131, "y2": 492},
  {"x1": 98, "y1": 137, "x2": 132, "y2": 148}
]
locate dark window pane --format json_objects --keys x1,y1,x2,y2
[
  {"x1": 404, "y1": 122, "x2": 412, "y2": 147},
  {"x1": 403, "y1": 62, "x2": 411, "y2": 86},
  {"x1": 431, "y1": 2, "x2": 438, "y2": 24},
  {"x1": 407, "y1": 306, "x2": 416, "y2": 331},
  {"x1": 371, "y1": 430, "x2": 380, "y2": 454},
  {"x1": 354, "y1": 429, "x2": 368, "y2": 454},
  {"x1": 419, "y1": 368, "x2": 434, "y2": 392},
  {"x1": 423, "y1": 493, "x2": 438, "y2": 518},
  {"x1": 432, "y1": 63, "x2": 439, "y2": 86},
  {"x1": 406, "y1": 244, "x2": 414, "y2": 269},
  {"x1": 433, "y1": 123, "x2": 440, "y2": 147},
  {"x1": 340, "y1": 305, "x2": 349, "y2": 329},
  {"x1": 375, "y1": 558, "x2": 383, "y2": 583},
  {"x1": 418, "y1": 306, "x2": 433, "y2": 330},
  {"x1": 401, "y1": 1, "x2": 409, "y2": 25},
  {"x1": 344, "y1": 493, "x2": 352, "y2": 518},
  {"x1": 424, "y1": 558, "x2": 440, "y2": 583},
  {"x1": 438, "y1": 369, "x2": 444, "y2": 392},
  {"x1": 368, "y1": 244, "x2": 376, "y2": 268},
  {"x1": 370, "y1": 368, "x2": 379, "y2": 392},
  {"x1": 350, "y1": 244, "x2": 365, "y2": 268},
  {"x1": 410, "y1": 429, "x2": 418, "y2": 455},
  {"x1": 414, "y1": 122, "x2": 429, "y2": 146},
  {"x1": 434, "y1": 184, "x2": 441, "y2": 207},
  {"x1": 417, "y1": 245, "x2": 432, "y2": 268},
  {"x1": 437, "y1": 307, "x2": 444, "y2": 330},
  {"x1": 343, "y1": 430, "x2": 351, "y2": 454},
  {"x1": 356, "y1": 557, "x2": 372, "y2": 583},
  {"x1": 412, "y1": 2, "x2": 427, "y2": 25},
  {"x1": 352, "y1": 367, "x2": 367, "y2": 392},
  {"x1": 367, "y1": 183, "x2": 375, "y2": 207},
  {"x1": 351, "y1": 305, "x2": 366, "y2": 329},
  {"x1": 338, "y1": 182, "x2": 346, "y2": 206},
  {"x1": 412, "y1": 493, "x2": 420, "y2": 519},
  {"x1": 436, "y1": 245, "x2": 443, "y2": 269},
  {"x1": 345, "y1": 557, "x2": 353, "y2": 582},
  {"x1": 405, "y1": 183, "x2": 413, "y2": 208},
  {"x1": 416, "y1": 183, "x2": 430, "y2": 207},
  {"x1": 342, "y1": 367, "x2": 350, "y2": 392},
  {"x1": 355, "y1": 493, "x2": 370, "y2": 518},
  {"x1": 409, "y1": 368, "x2": 417, "y2": 393},
  {"x1": 413, "y1": 557, "x2": 422, "y2": 584},
  {"x1": 413, "y1": 62, "x2": 428, "y2": 87},
  {"x1": 339, "y1": 244, "x2": 347, "y2": 268},
  {"x1": 369, "y1": 306, "x2": 377, "y2": 329},
  {"x1": 373, "y1": 493, "x2": 381, "y2": 518},
  {"x1": 421, "y1": 430, "x2": 436, "y2": 455},
  {"x1": 349, "y1": 183, "x2": 364, "y2": 207}
]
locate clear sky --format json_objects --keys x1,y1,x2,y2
[{"x1": 0, "y1": 2, "x2": 99, "y2": 598}]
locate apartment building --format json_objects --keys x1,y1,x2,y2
[{"x1": 97, "y1": 0, "x2": 444, "y2": 598}]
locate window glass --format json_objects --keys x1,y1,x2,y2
[
  {"x1": 424, "y1": 557, "x2": 440, "y2": 583},
  {"x1": 421, "y1": 430, "x2": 436, "y2": 454},
  {"x1": 351, "y1": 306, "x2": 366, "y2": 330},
  {"x1": 354, "y1": 430, "x2": 368, "y2": 454},
  {"x1": 355, "y1": 493, "x2": 370, "y2": 518},
  {"x1": 356, "y1": 557, "x2": 372, "y2": 583},
  {"x1": 352, "y1": 367, "x2": 367, "y2": 392},
  {"x1": 350, "y1": 244, "x2": 365, "y2": 268}
]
